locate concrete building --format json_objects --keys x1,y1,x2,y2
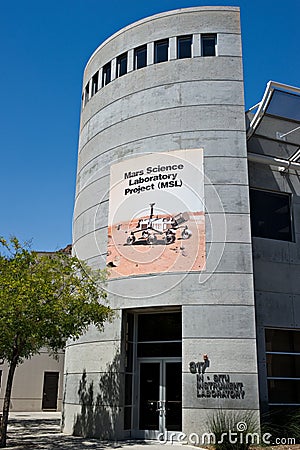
[
  {"x1": 247, "y1": 82, "x2": 300, "y2": 416},
  {"x1": 62, "y1": 6, "x2": 300, "y2": 440}
]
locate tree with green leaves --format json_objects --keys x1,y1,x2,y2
[{"x1": 0, "y1": 237, "x2": 113, "y2": 448}]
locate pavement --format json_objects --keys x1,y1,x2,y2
[{"x1": 5, "y1": 412, "x2": 196, "y2": 450}]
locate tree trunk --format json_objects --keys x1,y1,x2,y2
[{"x1": 0, "y1": 354, "x2": 18, "y2": 448}]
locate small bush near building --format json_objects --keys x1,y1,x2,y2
[{"x1": 206, "y1": 409, "x2": 259, "y2": 450}]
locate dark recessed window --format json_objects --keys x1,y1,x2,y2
[
  {"x1": 177, "y1": 35, "x2": 192, "y2": 59},
  {"x1": 91, "y1": 72, "x2": 99, "y2": 96},
  {"x1": 201, "y1": 34, "x2": 217, "y2": 56},
  {"x1": 138, "y1": 312, "x2": 181, "y2": 342},
  {"x1": 266, "y1": 329, "x2": 300, "y2": 353},
  {"x1": 134, "y1": 45, "x2": 147, "y2": 69},
  {"x1": 250, "y1": 189, "x2": 293, "y2": 241},
  {"x1": 117, "y1": 52, "x2": 128, "y2": 77},
  {"x1": 102, "y1": 62, "x2": 111, "y2": 86},
  {"x1": 138, "y1": 312, "x2": 181, "y2": 358},
  {"x1": 154, "y1": 39, "x2": 169, "y2": 63},
  {"x1": 265, "y1": 329, "x2": 300, "y2": 406},
  {"x1": 84, "y1": 83, "x2": 89, "y2": 106}
]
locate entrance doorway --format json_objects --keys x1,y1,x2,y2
[
  {"x1": 42, "y1": 372, "x2": 59, "y2": 410},
  {"x1": 138, "y1": 359, "x2": 182, "y2": 438},
  {"x1": 124, "y1": 310, "x2": 182, "y2": 439}
]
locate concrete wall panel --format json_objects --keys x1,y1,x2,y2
[
  {"x1": 64, "y1": 342, "x2": 122, "y2": 374},
  {"x1": 183, "y1": 305, "x2": 256, "y2": 339},
  {"x1": 82, "y1": 58, "x2": 243, "y2": 127},
  {"x1": 79, "y1": 105, "x2": 246, "y2": 155},
  {"x1": 182, "y1": 338, "x2": 258, "y2": 373},
  {"x1": 255, "y1": 291, "x2": 295, "y2": 327},
  {"x1": 183, "y1": 372, "x2": 259, "y2": 409}
]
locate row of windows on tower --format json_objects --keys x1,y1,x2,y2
[{"x1": 83, "y1": 34, "x2": 217, "y2": 106}]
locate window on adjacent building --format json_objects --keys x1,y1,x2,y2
[
  {"x1": 154, "y1": 39, "x2": 169, "y2": 63},
  {"x1": 265, "y1": 329, "x2": 300, "y2": 406},
  {"x1": 250, "y1": 188, "x2": 293, "y2": 241},
  {"x1": 91, "y1": 72, "x2": 99, "y2": 96},
  {"x1": 117, "y1": 53, "x2": 128, "y2": 77},
  {"x1": 134, "y1": 45, "x2": 147, "y2": 69},
  {"x1": 102, "y1": 62, "x2": 111, "y2": 86},
  {"x1": 177, "y1": 35, "x2": 192, "y2": 59},
  {"x1": 201, "y1": 34, "x2": 217, "y2": 56}
]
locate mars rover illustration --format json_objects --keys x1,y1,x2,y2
[{"x1": 125, "y1": 203, "x2": 192, "y2": 245}]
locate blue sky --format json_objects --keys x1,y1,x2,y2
[{"x1": 1, "y1": 0, "x2": 299, "y2": 251}]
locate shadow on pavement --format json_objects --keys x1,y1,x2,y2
[{"x1": 6, "y1": 418, "x2": 150, "y2": 449}]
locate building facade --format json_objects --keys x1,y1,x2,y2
[
  {"x1": 247, "y1": 82, "x2": 300, "y2": 416},
  {"x1": 62, "y1": 6, "x2": 300, "y2": 440},
  {"x1": 0, "y1": 349, "x2": 64, "y2": 412}
]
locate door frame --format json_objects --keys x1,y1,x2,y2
[{"x1": 133, "y1": 357, "x2": 182, "y2": 440}]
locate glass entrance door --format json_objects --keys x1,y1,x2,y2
[
  {"x1": 139, "y1": 362, "x2": 160, "y2": 431},
  {"x1": 137, "y1": 359, "x2": 182, "y2": 439}
]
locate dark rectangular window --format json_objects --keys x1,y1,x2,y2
[
  {"x1": 250, "y1": 189, "x2": 293, "y2": 241},
  {"x1": 154, "y1": 39, "x2": 169, "y2": 63},
  {"x1": 265, "y1": 329, "x2": 300, "y2": 406},
  {"x1": 91, "y1": 72, "x2": 99, "y2": 96},
  {"x1": 102, "y1": 62, "x2": 111, "y2": 86},
  {"x1": 138, "y1": 312, "x2": 181, "y2": 342},
  {"x1": 134, "y1": 45, "x2": 147, "y2": 69},
  {"x1": 266, "y1": 354, "x2": 300, "y2": 378},
  {"x1": 117, "y1": 52, "x2": 127, "y2": 77},
  {"x1": 177, "y1": 35, "x2": 192, "y2": 59},
  {"x1": 268, "y1": 379, "x2": 300, "y2": 403},
  {"x1": 202, "y1": 34, "x2": 217, "y2": 56},
  {"x1": 84, "y1": 83, "x2": 89, "y2": 106},
  {"x1": 266, "y1": 329, "x2": 300, "y2": 353}
]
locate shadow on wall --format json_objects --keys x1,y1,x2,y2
[
  {"x1": 61, "y1": 371, "x2": 67, "y2": 432},
  {"x1": 73, "y1": 352, "x2": 121, "y2": 439}
]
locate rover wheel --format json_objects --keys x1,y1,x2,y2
[
  {"x1": 165, "y1": 233, "x2": 175, "y2": 244},
  {"x1": 147, "y1": 234, "x2": 157, "y2": 245},
  {"x1": 126, "y1": 235, "x2": 136, "y2": 245},
  {"x1": 181, "y1": 229, "x2": 192, "y2": 239}
]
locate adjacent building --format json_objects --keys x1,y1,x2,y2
[
  {"x1": 0, "y1": 247, "x2": 71, "y2": 413},
  {"x1": 62, "y1": 6, "x2": 300, "y2": 440},
  {"x1": 0, "y1": 350, "x2": 64, "y2": 412},
  {"x1": 247, "y1": 81, "x2": 300, "y2": 415}
]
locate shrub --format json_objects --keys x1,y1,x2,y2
[{"x1": 205, "y1": 409, "x2": 260, "y2": 450}]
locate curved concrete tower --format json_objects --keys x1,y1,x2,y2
[{"x1": 63, "y1": 6, "x2": 259, "y2": 440}]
